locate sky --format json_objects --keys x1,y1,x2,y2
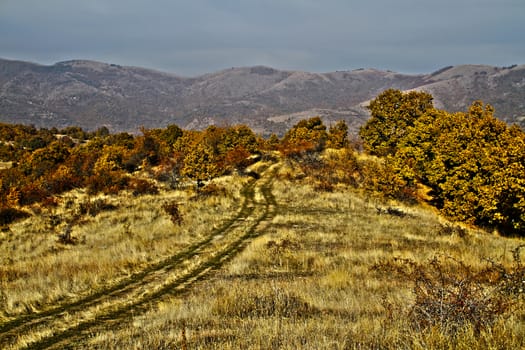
[{"x1": 1, "y1": 0, "x2": 524, "y2": 77}]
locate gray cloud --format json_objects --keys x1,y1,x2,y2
[{"x1": 0, "y1": 0, "x2": 523, "y2": 76}]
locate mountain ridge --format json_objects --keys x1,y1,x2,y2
[{"x1": 1, "y1": 58, "x2": 524, "y2": 135}]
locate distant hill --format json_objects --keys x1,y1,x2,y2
[{"x1": 0, "y1": 58, "x2": 524, "y2": 135}]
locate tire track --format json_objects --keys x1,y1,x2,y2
[
  {"x1": 1, "y1": 164, "x2": 278, "y2": 350},
  {"x1": 0, "y1": 191, "x2": 254, "y2": 345}
]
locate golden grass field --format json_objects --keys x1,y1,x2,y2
[{"x1": 1, "y1": 159, "x2": 524, "y2": 349}]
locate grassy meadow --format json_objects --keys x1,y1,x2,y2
[{"x1": 1, "y1": 159, "x2": 524, "y2": 349}]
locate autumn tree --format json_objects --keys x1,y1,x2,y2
[
  {"x1": 103, "y1": 132, "x2": 135, "y2": 149},
  {"x1": 92, "y1": 126, "x2": 110, "y2": 138},
  {"x1": 19, "y1": 140, "x2": 71, "y2": 180},
  {"x1": 425, "y1": 102, "x2": 525, "y2": 233},
  {"x1": 359, "y1": 89, "x2": 434, "y2": 156},
  {"x1": 181, "y1": 141, "x2": 221, "y2": 182},
  {"x1": 63, "y1": 138, "x2": 104, "y2": 182},
  {"x1": 59, "y1": 126, "x2": 87, "y2": 140},
  {"x1": 159, "y1": 124, "x2": 183, "y2": 147},
  {"x1": 87, "y1": 144, "x2": 130, "y2": 194},
  {"x1": 220, "y1": 125, "x2": 260, "y2": 171},
  {"x1": 0, "y1": 168, "x2": 24, "y2": 207},
  {"x1": 363, "y1": 92, "x2": 525, "y2": 235},
  {"x1": 134, "y1": 132, "x2": 161, "y2": 168},
  {"x1": 281, "y1": 117, "x2": 328, "y2": 157},
  {"x1": 0, "y1": 123, "x2": 55, "y2": 160},
  {"x1": 0, "y1": 143, "x2": 15, "y2": 161},
  {"x1": 141, "y1": 124, "x2": 183, "y2": 161},
  {"x1": 264, "y1": 133, "x2": 281, "y2": 151},
  {"x1": 221, "y1": 125, "x2": 259, "y2": 154},
  {"x1": 327, "y1": 120, "x2": 349, "y2": 149}
]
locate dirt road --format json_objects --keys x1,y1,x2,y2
[{"x1": 0, "y1": 164, "x2": 278, "y2": 349}]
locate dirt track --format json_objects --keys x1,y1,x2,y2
[{"x1": 0, "y1": 165, "x2": 278, "y2": 349}]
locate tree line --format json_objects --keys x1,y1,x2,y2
[
  {"x1": 0, "y1": 123, "x2": 265, "y2": 206},
  {"x1": 360, "y1": 89, "x2": 525, "y2": 235},
  {"x1": 1, "y1": 88, "x2": 524, "y2": 236}
]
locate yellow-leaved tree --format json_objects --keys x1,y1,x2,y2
[
  {"x1": 359, "y1": 89, "x2": 434, "y2": 157},
  {"x1": 360, "y1": 90, "x2": 525, "y2": 235},
  {"x1": 281, "y1": 117, "x2": 328, "y2": 158}
]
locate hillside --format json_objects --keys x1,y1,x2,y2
[
  {"x1": 0, "y1": 108, "x2": 525, "y2": 348},
  {"x1": 1, "y1": 58, "x2": 524, "y2": 135},
  {"x1": 1, "y1": 158, "x2": 524, "y2": 349}
]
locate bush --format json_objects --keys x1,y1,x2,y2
[
  {"x1": 78, "y1": 198, "x2": 117, "y2": 217},
  {"x1": 409, "y1": 257, "x2": 511, "y2": 335},
  {"x1": 162, "y1": 201, "x2": 183, "y2": 225},
  {"x1": 359, "y1": 89, "x2": 433, "y2": 157},
  {"x1": 18, "y1": 182, "x2": 49, "y2": 205},
  {"x1": 128, "y1": 178, "x2": 159, "y2": 196},
  {"x1": 86, "y1": 171, "x2": 128, "y2": 195},
  {"x1": 360, "y1": 158, "x2": 418, "y2": 203},
  {"x1": 372, "y1": 250, "x2": 525, "y2": 336},
  {"x1": 313, "y1": 180, "x2": 334, "y2": 192},
  {"x1": 152, "y1": 160, "x2": 181, "y2": 189},
  {"x1": 195, "y1": 183, "x2": 228, "y2": 199},
  {"x1": 361, "y1": 91, "x2": 525, "y2": 235},
  {"x1": 0, "y1": 206, "x2": 30, "y2": 226}
]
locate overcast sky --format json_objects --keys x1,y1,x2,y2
[{"x1": 1, "y1": 0, "x2": 524, "y2": 76}]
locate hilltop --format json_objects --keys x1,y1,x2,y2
[{"x1": 0, "y1": 58, "x2": 524, "y2": 135}]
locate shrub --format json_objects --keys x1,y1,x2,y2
[
  {"x1": 359, "y1": 89, "x2": 434, "y2": 157},
  {"x1": 152, "y1": 160, "x2": 181, "y2": 189},
  {"x1": 195, "y1": 183, "x2": 228, "y2": 199},
  {"x1": 86, "y1": 171, "x2": 128, "y2": 195},
  {"x1": 223, "y1": 146, "x2": 252, "y2": 171},
  {"x1": 327, "y1": 120, "x2": 349, "y2": 149},
  {"x1": 0, "y1": 206, "x2": 30, "y2": 226},
  {"x1": 360, "y1": 158, "x2": 418, "y2": 203},
  {"x1": 313, "y1": 180, "x2": 334, "y2": 192},
  {"x1": 282, "y1": 117, "x2": 328, "y2": 153},
  {"x1": 409, "y1": 257, "x2": 511, "y2": 335},
  {"x1": 78, "y1": 198, "x2": 117, "y2": 217},
  {"x1": 362, "y1": 91, "x2": 525, "y2": 235},
  {"x1": 18, "y1": 182, "x2": 49, "y2": 205},
  {"x1": 128, "y1": 178, "x2": 159, "y2": 196},
  {"x1": 162, "y1": 201, "x2": 183, "y2": 225},
  {"x1": 372, "y1": 250, "x2": 525, "y2": 336}
]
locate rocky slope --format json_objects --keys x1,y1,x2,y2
[{"x1": 0, "y1": 58, "x2": 523, "y2": 135}]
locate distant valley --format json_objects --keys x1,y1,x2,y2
[{"x1": 1, "y1": 58, "x2": 524, "y2": 135}]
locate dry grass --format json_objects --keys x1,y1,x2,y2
[
  {"x1": 0, "y1": 174, "x2": 248, "y2": 322},
  {"x1": 0, "y1": 161, "x2": 12, "y2": 170},
  {"x1": 74, "y1": 167, "x2": 525, "y2": 349}
]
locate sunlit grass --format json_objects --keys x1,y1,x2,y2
[
  {"x1": 79, "y1": 171, "x2": 525, "y2": 349},
  {"x1": 0, "y1": 174, "x2": 248, "y2": 321}
]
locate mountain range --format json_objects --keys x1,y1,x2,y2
[{"x1": 1, "y1": 58, "x2": 524, "y2": 135}]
